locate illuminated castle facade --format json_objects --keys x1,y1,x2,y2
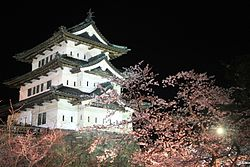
[{"x1": 4, "y1": 11, "x2": 132, "y2": 132}]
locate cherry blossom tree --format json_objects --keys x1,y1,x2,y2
[
  {"x1": 102, "y1": 62, "x2": 249, "y2": 167},
  {"x1": 1, "y1": 61, "x2": 249, "y2": 166}
]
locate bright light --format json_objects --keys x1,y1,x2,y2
[{"x1": 216, "y1": 127, "x2": 225, "y2": 135}]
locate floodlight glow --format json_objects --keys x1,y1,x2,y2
[{"x1": 216, "y1": 127, "x2": 225, "y2": 135}]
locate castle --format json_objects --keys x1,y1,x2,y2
[{"x1": 3, "y1": 10, "x2": 132, "y2": 133}]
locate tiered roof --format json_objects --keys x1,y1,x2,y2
[
  {"x1": 4, "y1": 53, "x2": 121, "y2": 88},
  {"x1": 0, "y1": 10, "x2": 127, "y2": 118},
  {"x1": 0, "y1": 82, "x2": 116, "y2": 117},
  {"x1": 14, "y1": 11, "x2": 130, "y2": 63}
]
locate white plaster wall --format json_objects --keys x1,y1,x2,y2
[
  {"x1": 78, "y1": 105, "x2": 132, "y2": 133},
  {"x1": 65, "y1": 40, "x2": 103, "y2": 61},
  {"x1": 19, "y1": 68, "x2": 62, "y2": 101},
  {"x1": 32, "y1": 41, "x2": 67, "y2": 70},
  {"x1": 57, "y1": 99, "x2": 78, "y2": 130},
  {"x1": 61, "y1": 67, "x2": 106, "y2": 93},
  {"x1": 73, "y1": 25, "x2": 107, "y2": 45},
  {"x1": 79, "y1": 72, "x2": 108, "y2": 93},
  {"x1": 32, "y1": 101, "x2": 58, "y2": 128},
  {"x1": 17, "y1": 110, "x2": 32, "y2": 125},
  {"x1": 16, "y1": 100, "x2": 58, "y2": 128},
  {"x1": 61, "y1": 67, "x2": 79, "y2": 88},
  {"x1": 16, "y1": 97, "x2": 132, "y2": 133},
  {"x1": 81, "y1": 106, "x2": 119, "y2": 126}
]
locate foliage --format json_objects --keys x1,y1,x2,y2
[
  {"x1": 103, "y1": 62, "x2": 250, "y2": 166},
  {"x1": 1, "y1": 61, "x2": 250, "y2": 166},
  {"x1": 0, "y1": 121, "x2": 138, "y2": 167}
]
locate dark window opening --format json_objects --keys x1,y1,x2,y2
[
  {"x1": 62, "y1": 115, "x2": 64, "y2": 121},
  {"x1": 33, "y1": 87, "x2": 36, "y2": 95},
  {"x1": 36, "y1": 85, "x2": 40, "y2": 93},
  {"x1": 46, "y1": 57, "x2": 49, "y2": 64},
  {"x1": 38, "y1": 114, "x2": 41, "y2": 125},
  {"x1": 38, "y1": 112, "x2": 46, "y2": 125},
  {"x1": 47, "y1": 80, "x2": 52, "y2": 89},
  {"x1": 28, "y1": 88, "x2": 32, "y2": 96},
  {"x1": 41, "y1": 83, "x2": 44, "y2": 92},
  {"x1": 71, "y1": 116, "x2": 73, "y2": 122},
  {"x1": 42, "y1": 113, "x2": 46, "y2": 124},
  {"x1": 41, "y1": 59, "x2": 45, "y2": 66}
]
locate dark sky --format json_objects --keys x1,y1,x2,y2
[{"x1": 0, "y1": 2, "x2": 250, "y2": 104}]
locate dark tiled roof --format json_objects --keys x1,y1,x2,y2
[
  {"x1": 91, "y1": 82, "x2": 113, "y2": 96},
  {"x1": 67, "y1": 19, "x2": 111, "y2": 45},
  {"x1": 85, "y1": 67, "x2": 114, "y2": 78},
  {"x1": 14, "y1": 27, "x2": 129, "y2": 63},
  {"x1": 67, "y1": 19, "x2": 94, "y2": 34},
  {"x1": 78, "y1": 32, "x2": 103, "y2": 43},
  {"x1": 0, "y1": 83, "x2": 122, "y2": 118},
  {"x1": 4, "y1": 54, "x2": 82, "y2": 88},
  {"x1": 56, "y1": 85, "x2": 91, "y2": 97},
  {"x1": 8, "y1": 85, "x2": 92, "y2": 110},
  {"x1": 3, "y1": 53, "x2": 121, "y2": 88}
]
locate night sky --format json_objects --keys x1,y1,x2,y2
[{"x1": 0, "y1": 2, "x2": 250, "y2": 104}]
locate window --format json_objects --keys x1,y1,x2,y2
[
  {"x1": 62, "y1": 115, "x2": 64, "y2": 121},
  {"x1": 94, "y1": 83, "x2": 96, "y2": 87},
  {"x1": 77, "y1": 53, "x2": 79, "y2": 57},
  {"x1": 88, "y1": 116, "x2": 90, "y2": 122},
  {"x1": 87, "y1": 81, "x2": 89, "y2": 86},
  {"x1": 74, "y1": 82, "x2": 76, "y2": 86},
  {"x1": 38, "y1": 114, "x2": 41, "y2": 125},
  {"x1": 28, "y1": 88, "x2": 32, "y2": 96},
  {"x1": 47, "y1": 80, "x2": 52, "y2": 89},
  {"x1": 70, "y1": 51, "x2": 72, "y2": 55},
  {"x1": 41, "y1": 83, "x2": 44, "y2": 92},
  {"x1": 33, "y1": 87, "x2": 36, "y2": 95},
  {"x1": 84, "y1": 55, "x2": 86, "y2": 59},
  {"x1": 66, "y1": 80, "x2": 69, "y2": 85},
  {"x1": 50, "y1": 55, "x2": 53, "y2": 61},
  {"x1": 38, "y1": 112, "x2": 46, "y2": 125},
  {"x1": 71, "y1": 116, "x2": 73, "y2": 122},
  {"x1": 42, "y1": 113, "x2": 46, "y2": 124},
  {"x1": 36, "y1": 85, "x2": 40, "y2": 93},
  {"x1": 110, "y1": 119, "x2": 112, "y2": 125},
  {"x1": 41, "y1": 59, "x2": 45, "y2": 66},
  {"x1": 46, "y1": 57, "x2": 49, "y2": 64},
  {"x1": 38, "y1": 61, "x2": 41, "y2": 67},
  {"x1": 95, "y1": 117, "x2": 97, "y2": 123},
  {"x1": 80, "y1": 115, "x2": 82, "y2": 120}
]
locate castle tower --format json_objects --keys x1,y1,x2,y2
[{"x1": 3, "y1": 10, "x2": 132, "y2": 132}]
